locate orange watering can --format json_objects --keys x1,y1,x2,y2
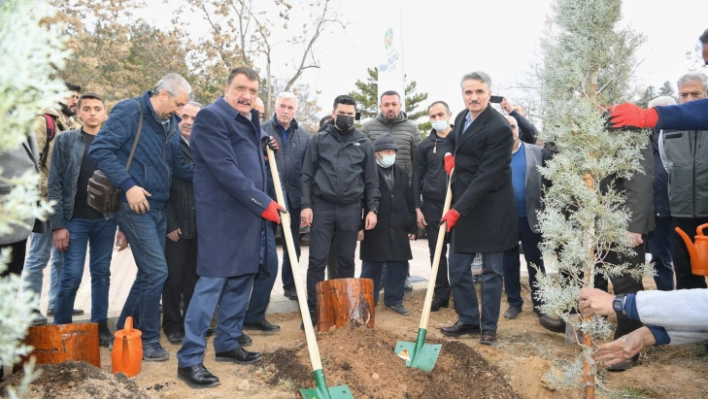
[
  {"x1": 675, "y1": 223, "x2": 708, "y2": 276},
  {"x1": 111, "y1": 316, "x2": 143, "y2": 377}
]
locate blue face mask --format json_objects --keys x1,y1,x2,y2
[{"x1": 379, "y1": 154, "x2": 396, "y2": 168}]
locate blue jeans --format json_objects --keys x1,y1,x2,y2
[
  {"x1": 177, "y1": 274, "x2": 254, "y2": 367},
  {"x1": 448, "y1": 230, "x2": 504, "y2": 331},
  {"x1": 245, "y1": 224, "x2": 278, "y2": 323},
  {"x1": 116, "y1": 202, "x2": 168, "y2": 344},
  {"x1": 360, "y1": 261, "x2": 407, "y2": 307},
  {"x1": 22, "y1": 229, "x2": 63, "y2": 309},
  {"x1": 503, "y1": 216, "x2": 546, "y2": 309},
  {"x1": 53, "y1": 218, "x2": 116, "y2": 324},
  {"x1": 648, "y1": 215, "x2": 675, "y2": 291}
]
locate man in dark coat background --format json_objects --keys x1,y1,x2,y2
[
  {"x1": 260, "y1": 91, "x2": 310, "y2": 301},
  {"x1": 176, "y1": 67, "x2": 283, "y2": 388},
  {"x1": 439, "y1": 71, "x2": 518, "y2": 346}
]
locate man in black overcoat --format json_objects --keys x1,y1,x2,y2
[{"x1": 439, "y1": 71, "x2": 518, "y2": 345}]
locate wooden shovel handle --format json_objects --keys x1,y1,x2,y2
[
  {"x1": 419, "y1": 169, "x2": 454, "y2": 329},
  {"x1": 266, "y1": 147, "x2": 324, "y2": 371}
]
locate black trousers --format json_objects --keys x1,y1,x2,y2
[
  {"x1": 421, "y1": 198, "x2": 451, "y2": 300},
  {"x1": 0, "y1": 239, "x2": 27, "y2": 277},
  {"x1": 162, "y1": 234, "x2": 199, "y2": 335},
  {"x1": 306, "y1": 199, "x2": 360, "y2": 313},
  {"x1": 672, "y1": 217, "x2": 708, "y2": 289},
  {"x1": 594, "y1": 240, "x2": 646, "y2": 340}
]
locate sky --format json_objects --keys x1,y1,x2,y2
[{"x1": 142, "y1": 0, "x2": 707, "y2": 120}]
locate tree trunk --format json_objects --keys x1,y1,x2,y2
[
  {"x1": 316, "y1": 278, "x2": 375, "y2": 332},
  {"x1": 15, "y1": 323, "x2": 100, "y2": 372}
]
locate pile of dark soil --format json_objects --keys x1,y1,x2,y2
[
  {"x1": 263, "y1": 324, "x2": 520, "y2": 399},
  {"x1": 0, "y1": 361, "x2": 155, "y2": 399}
]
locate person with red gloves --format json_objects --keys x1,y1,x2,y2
[
  {"x1": 438, "y1": 71, "x2": 518, "y2": 346},
  {"x1": 177, "y1": 67, "x2": 282, "y2": 388},
  {"x1": 609, "y1": 29, "x2": 708, "y2": 132}
]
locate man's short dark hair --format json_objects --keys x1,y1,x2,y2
[
  {"x1": 319, "y1": 115, "x2": 333, "y2": 127},
  {"x1": 700, "y1": 28, "x2": 708, "y2": 44},
  {"x1": 66, "y1": 82, "x2": 81, "y2": 92},
  {"x1": 333, "y1": 95, "x2": 357, "y2": 110},
  {"x1": 428, "y1": 101, "x2": 450, "y2": 113},
  {"x1": 227, "y1": 67, "x2": 260, "y2": 86},
  {"x1": 380, "y1": 90, "x2": 400, "y2": 101},
  {"x1": 78, "y1": 93, "x2": 105, "y2": 109}
]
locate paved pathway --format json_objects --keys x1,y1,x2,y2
[{"x1": 32, "y1": 237, "x2": 542, "y2": 321}]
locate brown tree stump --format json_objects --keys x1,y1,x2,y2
[
  {"x1": 316, "y1": 277, "x2": 375, "y2": 332},
  {"x1": 14, "y1": 323, "x2": 100, "y2": 372}
]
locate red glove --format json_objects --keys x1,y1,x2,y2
[
  {"x1": 440, "y1": 209, "x2": 460, "y2": 233},
  {"x1": 261, "y1": 200, "x2": 285, "y2": 224},
  {"x1": 262, "y1": 135, "x2": 279, "y2": 158},
  {"x1": 608, "y1": 103, "x2": 659, "y2": 130},
  {"x1": 443, "y1": 154, "x2": 455, "y2": 176}
]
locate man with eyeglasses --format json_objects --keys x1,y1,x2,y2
[
  {"x1": 90, "y1": 73, "x2": 195, "y2": 361},
  {"x1": 500, "y1": 114, "x2": 546, "y2": 321}
]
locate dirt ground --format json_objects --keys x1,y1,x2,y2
[{"x1": 3, "y1": 278, "x2": 708, "y2": 398}]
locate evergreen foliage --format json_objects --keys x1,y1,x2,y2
[
  {"x1": 0, "y1": 0, "x2": 70, "y2": 396},
  {"x1": 535, "y1": 0, "x2": 653, "y2": 392}
]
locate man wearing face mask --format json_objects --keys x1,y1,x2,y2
[
  {"x1": 359, "y1": 134, "x2": 417, "y2": 315},
  {"x1": 411, "y1": 101, "x2": 453, "y2": 312},
  {"x1": 300, "y1": 95, "x2": 380, "y2": 326}
]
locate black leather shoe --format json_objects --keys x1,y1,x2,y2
[
  {"x1": 480, "y1": 329, "x2": 497, "y2": 345},
  {"x1": 215, "y1": 347, "x2": 262, "y2": 364},
  {"x1": 284, "y1": 288, "x2": 298, "y2": 300},
  {"x1": 236, "y1": 333, "x2": 252, "y2": 347},
  {"x1": 430, "y1": 298, "x2": 449, "y2": 312},
  {"x1": 166, "y1": 331, "x2": 185, "y2": 345},
  {"x1": 178, "y1": 363, "x2": 220, "y2": 388},
  {"x1": 46, "y1": 308, "x2": 84, "y2": 316},
  {"x1": 243, "y1": 319, "x2": 280, "y2": 332},
  {"x1": 539, "y1": 315, "x2": 566, "y2": 333},
  {"x1": 440, "y1": 321, "x2": 481, "y2": 337}
]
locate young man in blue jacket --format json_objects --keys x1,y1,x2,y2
[{"x1": 89, "y1": 74, "x2": 195, "y2": 361}]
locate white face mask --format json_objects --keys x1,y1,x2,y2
[
  {"x1": 378, "y1": 154, "x2": 396, "y2": 168},
  {"x1": 431, "y1": 119, "x2": 449, "y2": 132}
]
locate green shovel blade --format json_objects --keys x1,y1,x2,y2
[
  {"x1": 300, "y1": 369, "x2": 354, "y2": 399},
  {"x1": 395, "y1": 328, "x2": 442, "y2": 372}
]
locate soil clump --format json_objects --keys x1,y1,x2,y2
[{"x1": 263, "y1": 324, "x2": 520, "y2": 399}]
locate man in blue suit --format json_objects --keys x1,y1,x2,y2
[{"x1": 176, "y1": 67, "x2": 283, "y2": 388}]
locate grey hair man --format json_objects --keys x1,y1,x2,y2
[
  {"x1": 656, "y1": 71, "x2": 708, "y2": 290},
  {"x1": 439, "y1": 71, "x2": 518, "y2": 345},
  {"x1": 90, "y1": 73, "x2": 195, "y2": 361},
  {"x1": 261, "y1": 91, "x2": 311, "y2": 301}
]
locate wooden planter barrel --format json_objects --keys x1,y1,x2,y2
[
  {"x1": 316, "y1": 277, "x2": 375, "y2": 332},
  {"x1": 16, "y1": 323, "x2": 100, "y2": 371}
]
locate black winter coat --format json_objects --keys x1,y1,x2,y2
[
  {"x1": 261, "y1": 115, "x2": 310, "y2": 210},
  {"x1": 443, "y1": 106, "x2": 518, "y2": 253},
  {"x1": 412, "y1": 129, "x2": 449, "y2": 207},
  {"x1": 360, "y1": 165, "x2": 417, "y2": 262},
  {"x1": 165, "y1": 136, "x2": 196, "y2": 239},
  {"x1": 300, "y1": 125, "x2": 380, "y2": 211}
]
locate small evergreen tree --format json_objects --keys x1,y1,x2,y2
[
  {"x1": 535, "y1": 0, "x2": 652, "y2": 396},
  {"x1": 0, "y1": 0, "x2": 69, "y2": 396},
  {"x1": 658, "y1": 80, "x2": 675, "y2": 96}
]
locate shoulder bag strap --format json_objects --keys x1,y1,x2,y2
[{"x1": 125, "y1": 101, "x2": 143, "y2": 170}]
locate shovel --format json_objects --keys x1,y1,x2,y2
[
  {"x1": 266, "y1": 147, "x2": 353, "y2": 399},
  {"x1": 394, "y1": 169, "x2": 454, "y2": 372}
]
